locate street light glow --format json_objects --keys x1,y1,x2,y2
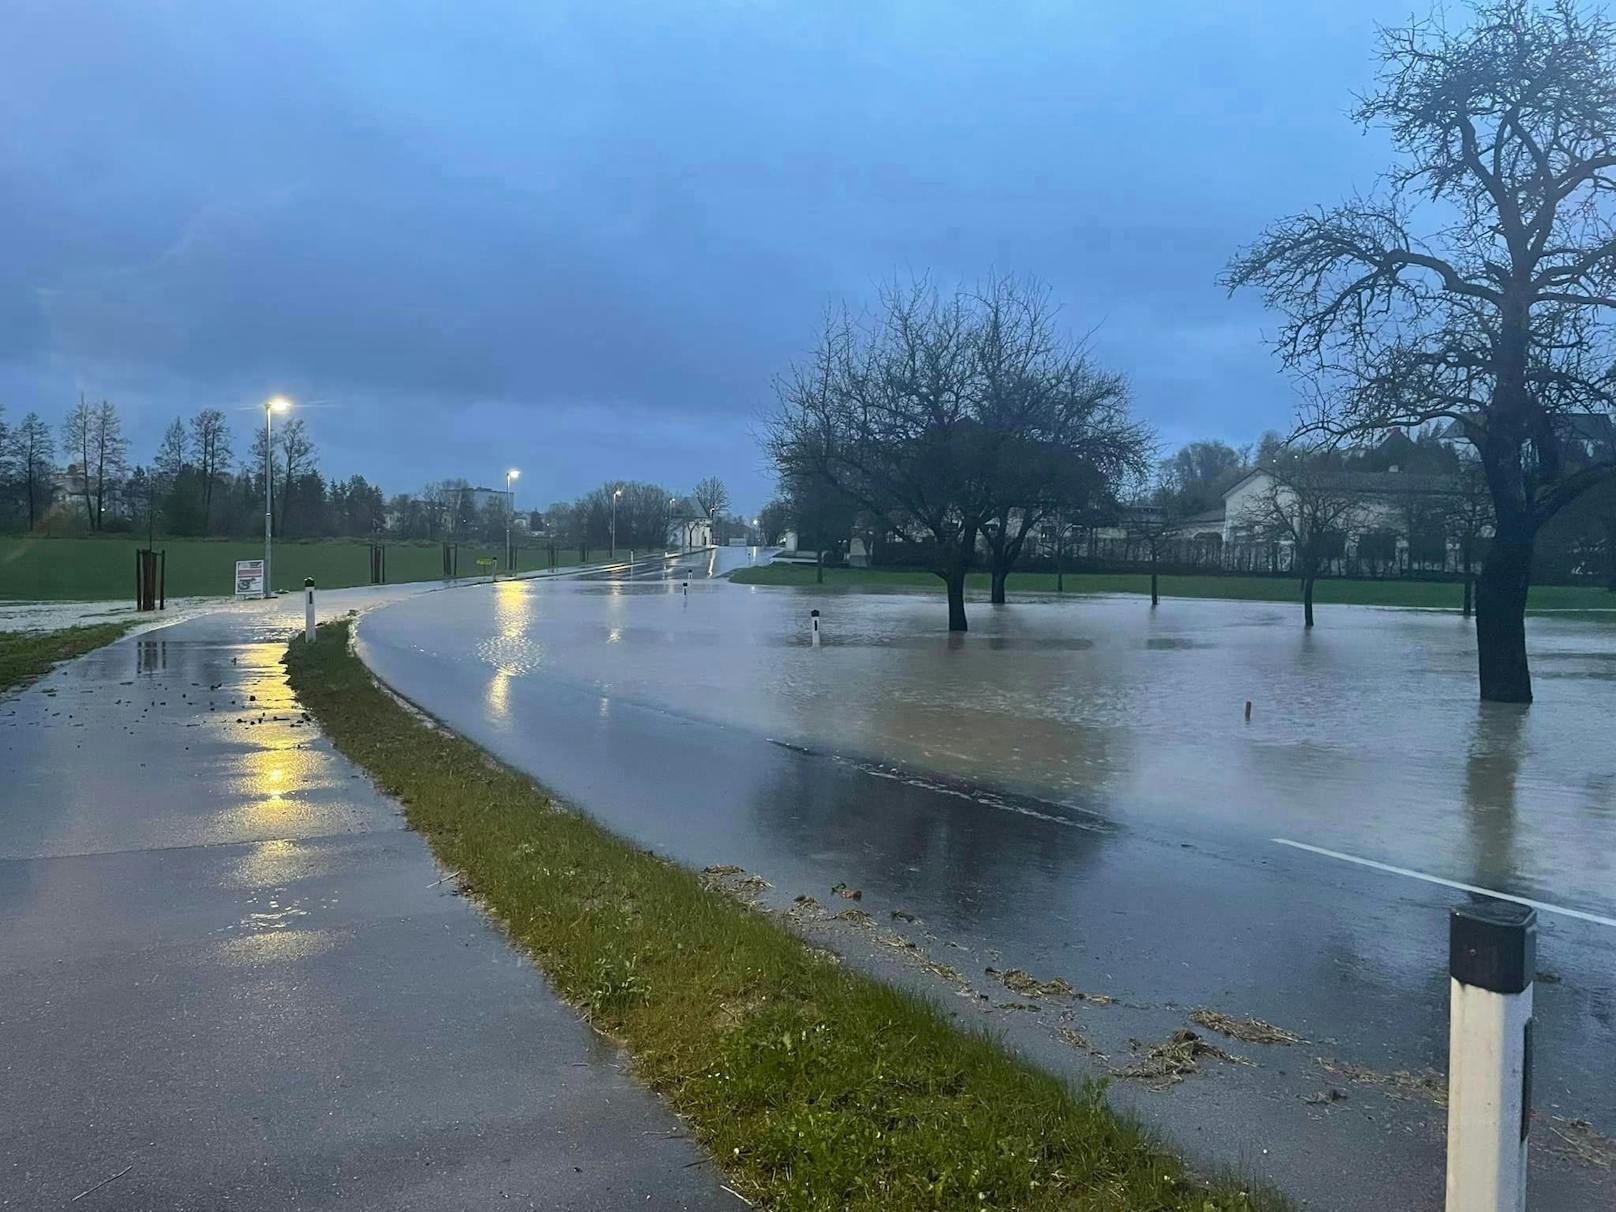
[
  {"x1": 266, "y1": 395, "x2": 292, "y2": 413},
  {"x1": 507, "y1": 468, "x2": 520, "y2": 480}
]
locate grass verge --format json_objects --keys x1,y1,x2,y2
[
  {"x1": 0, "y1": 622, "x2": 136, "y2": 695},
  {"x1": 285, "y1": 618, "x2": 1282, "y2": 1212},
  {"x1": 731, "y1": 563, "x2": 1614, "y2": 612}
]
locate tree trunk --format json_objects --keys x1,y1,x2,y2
[
  {"x1": 1475, "y1": 526, "x2": 1534, "y2": 704},
  {"x1": 1303, "y1": 574, "x2": 1315, "y2": 628},
  {"x1": 1462, "y1": 568, "x2": 1474, "y2": 619},
  {"x1": 1055, "y1": 537, "x2": 1064, "y2": 593},
  {"x1": 990, "y1": 567, "x2": 1007, "y2": 605},
  {"x1": 944, "y1": 567, "x2": 968, "y2": 632},
  {"x1": 1150, "y1": 552, "x2": 1159, "y2": 607},
  {"x1": 816, "y1": 548, "x2": 824, "y2": 585}
]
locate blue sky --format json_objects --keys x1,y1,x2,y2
[{"x1": 1, "y1": 0, "x2": 1415, "y2": 513}]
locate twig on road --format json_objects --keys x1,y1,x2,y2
[{"x1": 71, "y1": 1165, "x2": 132, "y2": 1203}]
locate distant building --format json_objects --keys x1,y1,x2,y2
[{"x1": 667, "y1": 497, "x2": 714, "y2": 548}]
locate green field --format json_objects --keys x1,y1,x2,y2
[
  {"x1": 0, "y1": 537, "x2": 613, "y2": 601},
  {"x1": 731, "y1": 562, "x2": 1616, "y2": 613}
]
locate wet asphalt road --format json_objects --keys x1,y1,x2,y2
[
  {"x1": 0, "y1": 588, "x2": 732, "y2": 1210},
  {"x1": 356, "y1": 552, "x2": 1616, "y2": 1211}
]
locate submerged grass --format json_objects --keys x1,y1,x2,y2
[
  {"x1": 0, "y1": 621, "x2": 135, "y2": 694},
  {"x1": 285, "y1": 619, "x2": 1283, "y2": 1212}
]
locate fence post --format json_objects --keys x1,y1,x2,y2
[
  {"x1": 304, "y1": 578, "x2": 316, "y2": 644},
  {"x1": 810, "y1": 608, "x2": 821, "y2": 647},
  {"x1": 1446, "y1": 901, "x2": 1534, "y2": 1212}
]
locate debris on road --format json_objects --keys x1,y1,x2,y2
[
  {"x1": 1544, "y1": 1117, "x2": 1616, "y2": 1170},
  {"x1": 987, "y1": 966, "x2": 1075, "y2": 998},
  {"x1": 1119, "y1": 1029, "x2": 1252, "y2": 1090},
  {"x1": 830, "y1": 882, "x2": 861, "y2": 900},
  {"x1": 1315, "y1": 1056, "x2": 1446, "y2": 1107},
  {"x1": 1191, "y1": 1009, "x2": 1304, "y2": 1045},
  {"x1": 1302, "y1": 1087, "x2": 1348, "y2": 1106}
]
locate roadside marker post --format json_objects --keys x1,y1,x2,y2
[
  {"x1": 304, "y1": 578, "x2": 316, "y2": 645},
  {"x1": 1446, "y1": 901, "x2": 1535, "y2": 1212},
  {"x1": 811, "y1": 608, "x2": 821, "y2": 647}
]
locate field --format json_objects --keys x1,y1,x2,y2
[
  {"x1": 0, "y1": 536, "x2": 609, "y2": 602},
  {"x1": 731, "y1": 562, "x2": 1616, "y2": 612}
]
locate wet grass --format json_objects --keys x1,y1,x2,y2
[
  {"x1": 0, "y1": 621, "x2": 135, "y2": 694},
  {"x1": 285, "y1": 618, "x2": 1285, "y2": 1212},
  {"x1": 731, "y1": 563, "x2": 1614, "y2": 613}
]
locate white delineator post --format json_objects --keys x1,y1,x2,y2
[
  {"x1": 810, "y1": 608, "x2": 821, "y2": 647},
  {"x1": 303, "y1": 577, "x2": 316, "y2": 644},
  {"x1": 1446, "y1": 901, "x2": 1535, "y2": 1212}
]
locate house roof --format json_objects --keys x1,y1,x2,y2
[
  {"x1": 1224, "y1": 466, "x2": 1460, "y2": 500},
  {"x1": 1438, "y1": 413, "x2": 1615, "y2": 445}
]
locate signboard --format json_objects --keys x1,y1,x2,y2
[{"x1": 234, "y1": 559, "x2": 265, "y2": 598}]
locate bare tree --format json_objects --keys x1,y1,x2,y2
[
  {"x1": 692, "y1": 476, "x2": 729, "y2": 530},
  {"x1": 1234, "y1": 457, "x2": 1364, "y2": 627},
  {"x1": 61, "y1": 396, "x2": 127, "y2": 530},
  {"x1": 9, "y1": 413, "x2": 56, "y2": 530},
  {"x1": 769, "y1": 276, "x2": 1145, "y2": 630},
  {"x1": 756, "y1": 499, "x2": 790, "y2": 545},
  {"x1": 190, "y1": 408, "x2": 232, "y2": 530},
  {"x1": 973, "y1": 280, "x2": 1146, "y2": 604},
  {"x1": 1227, "y1": 0, "x2": 1616, "y2": 701}
]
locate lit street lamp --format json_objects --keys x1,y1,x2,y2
[
  {"x1": 262, "y1": 396, "x2": 291, "y2": 598},
  {"x1": 610, "y1": 487, "x2": 622, "y2": 560},
  {"x1": 505, "y1": 469, "x2": 520, "y2": 574}
]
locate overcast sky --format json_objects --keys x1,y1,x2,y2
[{"x1": 2, "y1": 0, "x2": 1416, "y2": 513}]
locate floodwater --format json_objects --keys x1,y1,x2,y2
[
  {"x1": 358, "y1": 551, "x2": 1616, "y2": 1206},
  {"x1": 385, "y1": 550, "x2": 1616, "y2": 919}
]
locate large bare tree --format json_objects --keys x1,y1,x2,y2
[
  {"x1": 768, "y1": 276, "x2": 1145, "y2": 630},
  {"x1": 1227, "y1": 0, "x2": 1616, "y2": 701}
]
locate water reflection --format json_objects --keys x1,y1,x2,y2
[
  {"x1": 137, "y1": 639, "x2": 168, "y2": 674},
  {"x1": 1463, "y1": 705, "x2": 1527, "y2": 891}
]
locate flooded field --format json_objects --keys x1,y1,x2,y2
[{"x1": 375, "y1": 557, "x2": 1616, "y2": 919}]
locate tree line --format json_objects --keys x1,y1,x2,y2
[{"x1": 0, "y1": 398, "x2": 741, "y2": 552}]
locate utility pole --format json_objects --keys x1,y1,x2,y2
[
  {"x1": 505, "y1": 469, "x2": 520, "y2": 574},
  {"x1": 263, "y1": 397, "x2": 290, "y2": 598}
]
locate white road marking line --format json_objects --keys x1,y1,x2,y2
[{"x1": 1271, "y1": 838, "x2": 1616, "y2": 930}]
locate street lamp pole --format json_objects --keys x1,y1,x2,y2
[
  {"x1": 263, "y1": 396, "x2": 290, "y2": 598},
  {"x1": 505, "y1": 469, "x2": 520, "y2": 574},
  {"x1": 611, "y1": 488, "x2": 622, "y2": 560}
]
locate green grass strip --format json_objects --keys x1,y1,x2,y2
[
  {"x1": 285, "y1": 620, "x2": 1282, "y2": 1212},
  {"x1": 0, "y1": 622, "x2": 136, "y2": 694},
  {"x1": 730, "y1": 563, "x2": 1614, "y2": 612}
]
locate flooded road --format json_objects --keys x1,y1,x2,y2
[
  {"x1": 357, "y1": 551, "x2": 1616, "y2": 1209},
  {"x1": 387, "y1": 551, "x2": 1616, "y2": 917}
]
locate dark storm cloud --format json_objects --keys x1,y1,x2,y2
[{"x1": 1, "y1": 0, "x2": 1410, "y2": 507}]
